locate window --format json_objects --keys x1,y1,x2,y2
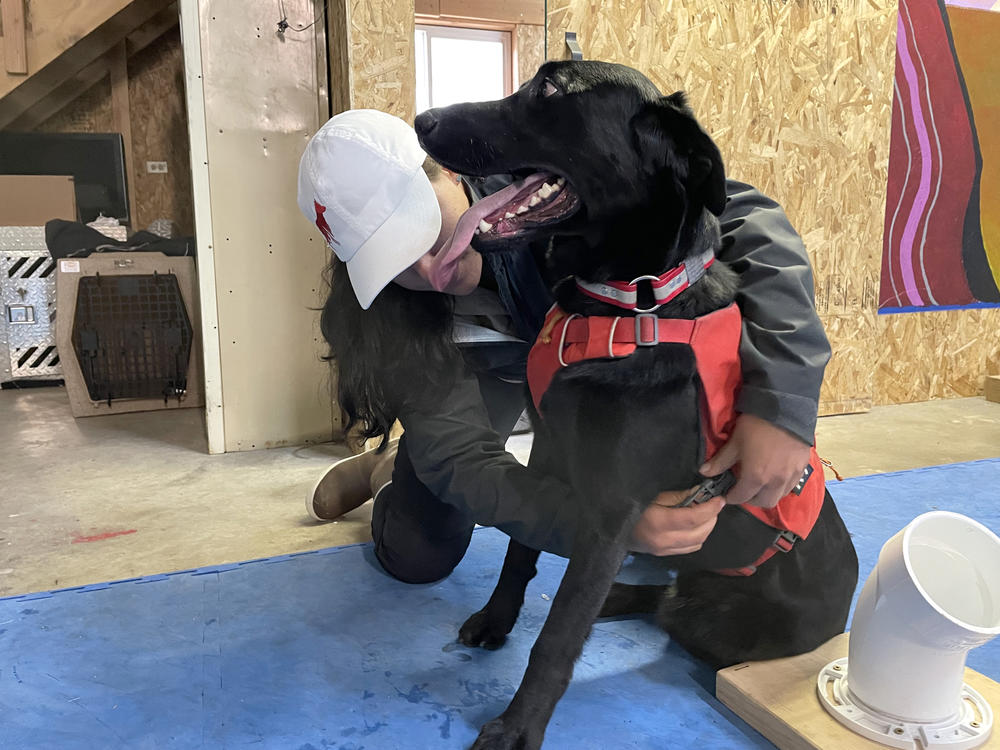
[{"x1": 415, "y1": 25, "x2": 512, "y2": 113}]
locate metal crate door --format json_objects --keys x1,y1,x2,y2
[
  {"x1": 1, "y1": 228, "x2": 61, "y2": 382},
  {"x1": 71, "y1": 273, "x2": 193, "y2": 403}
]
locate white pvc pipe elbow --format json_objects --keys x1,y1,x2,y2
[
  {"x1": 848, "y1": 511, "x2": 1000, "y2": 723},
  {"x1": 819, "y1": 511, "x2": 1000, "y2": 749}
]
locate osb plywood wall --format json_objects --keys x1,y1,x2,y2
[
  {"x1": 34, "y1": 81, "x2": 115, "y2": 133},
  {"x1": 127, "y1": 27, "x2": 194, "y2": 235},
  {"x1": 547, "y1": 0, "x2": 999, "y2": 412},
  {"x1": 334, "y1": 0, "x2": 542, "y2": 149},
  {"x1": 517, "y1": 23, "x2": 545, "y2": 85},
  {"x1": 34, "y1": 29, "x2": 194, "y2": 235},
  {"x1": 877, "y1": 309, "x2": 1000, "y2": 404},
  {"x1": 347, "y1": 0, "x2": 417, "y2": 121}
]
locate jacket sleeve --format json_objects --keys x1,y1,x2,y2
[
  {"x1": 398, "y1": 369, "x2": 578, "y2": 558},
  {"x1": 718, "y1": 180, "x2": 831, "y2": 445}
]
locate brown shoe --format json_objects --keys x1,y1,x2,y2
[{"x1": 306, "y1": 439, "x2": 398, "y2": 521}]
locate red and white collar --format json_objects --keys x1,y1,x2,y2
[{"x1": 575, "y1": 248, "x2": 715, "y2": 312}]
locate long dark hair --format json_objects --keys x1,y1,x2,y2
[{"x1": 320, "y1": 257, "x2": 460, "y2": 448}]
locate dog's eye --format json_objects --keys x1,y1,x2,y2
[{"x1": 542, "y1": 79, "x2": 560, "y2": 97}]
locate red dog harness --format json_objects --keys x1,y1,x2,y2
[{"x1": 526, "y1": 301, "x2": 825, "y2": 576}]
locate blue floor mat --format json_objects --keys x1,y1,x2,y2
[{"x1": 2, "y1": 458, "x2": 998, "y2": 750}]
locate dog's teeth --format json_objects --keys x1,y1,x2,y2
[
  {"x1": 556, "y1": 177, "x2": 566, "y2": 187},
  {"x1": 479, "y1": 220, "x2": 493, "y2": 232},
  {"x1": 474, "y1": 228, "x2": 480, "y2": 235},
  {"x1": 538, "y1": 183, "x2": 553, "y2": 199},
  {"x1": 504, "y1": 212, "x2": 515, "y2": 219},
  {"x1": 549, "y1": 182, "x2": 562, "y2": 193},
  {"x1": 516, "y1": 205, "x2": 529, "y2": 214},
  {"x1": 529, "y1": 195, "x2": 541, "y2": 207}
]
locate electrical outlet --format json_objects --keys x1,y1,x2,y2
[{"x1": 146, "y1": 161, "x2": 168, "y2": 174}]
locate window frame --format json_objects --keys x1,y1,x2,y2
[{"x1": 414, "y1": 21, "x2": 515, "y2": 112}]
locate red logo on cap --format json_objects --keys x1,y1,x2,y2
[{"x1": 314, "y1": 201, "x2": 339, "y2": 246}]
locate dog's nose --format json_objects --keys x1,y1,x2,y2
[{"x1": 414, "y1": 110, "x2": 438, "y2": 138}]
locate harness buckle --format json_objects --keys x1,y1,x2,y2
[
  {"x1": 774, "y1": 529, "x2": 799, "y2": 553},
  {"x1": 634, "y1": 313, "x2": 659, "y2": 346}
]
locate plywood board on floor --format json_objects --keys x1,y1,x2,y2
[{"x1": 717, "y1": 632, "x2": 1000, "y2": 750}]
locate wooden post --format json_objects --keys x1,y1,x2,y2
[
  {"x1": 326, "y1": 0, "x2": 352, "y2": 116},
  {"x1": 2, "y1": 0, "x2": 28, "y2": 74},
  {"x1": 108, "y1": 41, "x2": 139, "y2": 228}
]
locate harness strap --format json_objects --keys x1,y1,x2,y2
[
  {"x1": 561, "y1": 313, "x2": 695, "y2": 349},
  {"x1": 714, "y1": 529, "x2": 800, "y2": 577},
  {"x1": 527, "y1": 303, "x2": 741, "y2": 414}
]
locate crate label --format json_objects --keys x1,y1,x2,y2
[{"x1": 60, "y1": 260, "x2": 80, "y2": 273}]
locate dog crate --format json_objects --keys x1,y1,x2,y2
[
  {"x1": 56, "y1": 252, "x2": 204, "y2": 416},
  {"x1": 72, "y1": 273, "x2": 194, "y2": 403},
  {"x1": 0, "y1": 227, "x2": 61, "y2": 383}
]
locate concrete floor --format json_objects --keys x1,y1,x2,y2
[{"x1": 2, "y1": 386, "x2": 999, "y2": 598}]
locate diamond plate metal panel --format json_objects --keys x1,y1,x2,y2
[{"x1": 1, "y1": 227, "x2": 61, "y2": 381}]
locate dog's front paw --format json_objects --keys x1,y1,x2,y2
[
  {"x1": 459, "y1": 608, "x2": 508, "y2": 650},
  {"x1": 469, "y1": 717, "x2": 542, "y2": 750}
]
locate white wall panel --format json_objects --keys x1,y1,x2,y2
[{"x1": 182, "y1": 0, "x2": 336, "y2": 452}]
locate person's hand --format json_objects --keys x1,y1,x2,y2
[
  {"x1": 699, "y1": 413, "x2": 811, "y2": 509},
  {"x1": 630, "y1": 488, "x2": 725, "y2": 556}
]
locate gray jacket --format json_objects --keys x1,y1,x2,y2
[{"x1": 398, "y1": 179, "x2": 831, "y2": 557}]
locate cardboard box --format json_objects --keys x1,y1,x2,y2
[{"x1": 0, "y1": 175, "x2": 77, "y2": 226}]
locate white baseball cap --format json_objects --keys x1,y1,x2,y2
[{"x1": 297, "y1": 109, "x2": 442, "y2": 309}]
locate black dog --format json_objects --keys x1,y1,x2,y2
[{"x1": 415, "y1": 61, "x2": 858, "y2": 750}]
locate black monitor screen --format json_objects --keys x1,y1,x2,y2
[{"x1": 0, "y1": 132, "x2": 129, "y2": 223}]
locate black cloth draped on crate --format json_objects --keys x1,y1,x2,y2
[{"x1": 44, "y1": 219, "x2": 195, "y2": 260}]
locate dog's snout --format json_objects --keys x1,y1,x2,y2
[{"x1": 414, "y1": 111, "x2": 438, "y2": 138}]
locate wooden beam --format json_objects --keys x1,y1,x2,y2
[
  {"x1": 1, "y1": 0, "x2": 134, "y2": 99},
  {"x1": 432, "y1": 0, "x2": 544, "y2": 26},
  {"x1": 326, "y1": 0, "x2": 352, "y2": 116},
  {"x1": 125, "y1": 2, "x2": 178, "y2": 57},
  {"x1": 2, "y1": 0, "x2": 28, "y2": 74},
  {"x1": 9, "y1": 8, "x2": 178, "y2": 132},
  {"x1": 7, "y1": 55, "x2": 110, "y2": 130},
  {"x1": 416, "y1": 15, "x2": 516, "y2": 32},
  {"x1": 109, "y1": 42, "x2": 139, "y2": 228},
  {"x1": 0, "y1": 0, "x2": 172, "y2": 128}
]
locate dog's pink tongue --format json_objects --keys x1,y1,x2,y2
[{"x1": 428, "y1": 173, "x2": 548, "y2": 291}]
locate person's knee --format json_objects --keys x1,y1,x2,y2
[
  {"x1": 369, "y1": 475, "x2": 475, "y2": 584},
  {"x1": 374, "y1": 537, "x2": 466, "y2": 584}
]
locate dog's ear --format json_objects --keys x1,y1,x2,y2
[
  {"x1": 688, "y1": 136, "x2": 727, "y2": 217},
  {"x1": 632, "y1": 93, "x2": 728, "y2": 216}
]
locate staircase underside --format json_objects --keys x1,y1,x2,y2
[{"x1": 0, "y1": 0, "x2": 177, "y2": 130}]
